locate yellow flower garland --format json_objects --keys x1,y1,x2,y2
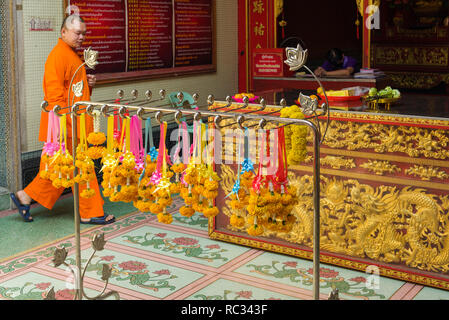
[{"x1": 280, "y1": 105, "x2": 308, "y2": 165}]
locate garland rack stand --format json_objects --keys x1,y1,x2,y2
[{"x1": 43, "y1": 44, "x2": 330, "y2": 301}]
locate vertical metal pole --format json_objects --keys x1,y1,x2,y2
[
  {"x1": 71, "y1": 109, "x2": 82, "y2": 300},
  {"x1": 312, "y1": 124, "x2": 321, "y2": 300}
]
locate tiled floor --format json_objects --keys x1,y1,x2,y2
[{"x1": 1, "y1": 196, "x2": 449, "y2": 300}]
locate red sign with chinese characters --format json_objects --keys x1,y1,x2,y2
[{"x1": 252, "y1": 48, "x2": 293, "y2": 77}]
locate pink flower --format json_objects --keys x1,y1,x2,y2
[
  {"x1": 350, "y1": 277, "x2": 366, "y2": 283},
  {"x1": 307, "y1": 267, "x2": 339, "y2": 279},
  {"x1": 153, "y1": 269, "x2": 170, "y2": 276},
  {"x1": 172, "y1": 237, "x2": 198, "y2": 246},
  {"x1": 236, "y1": 291, "x2": 253, "y2": 299},
  {"x1": 35, "y1": 282, "x2": 51, "y2": 290},
  {"x1": 55, "y1": 288, "x2": 76, "y2": 300},
  {"x1": 206, "y1": 244, "x2": 220, "y2": 249},
  {"x1": 155, "y1": 233, "x2": 167, "y2": 238},
  {"x1": 283, "y1": 261, "x2": 298, "y2": 268},
  {"x1": 119, "y1": 260, "x2": 147, "y2": 271},
  {"x1": 101, "y1": 256, "x2": 115, "y2": 261}
]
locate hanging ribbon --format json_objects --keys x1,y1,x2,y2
[
  {"x1": 182, "y1": 121, "x2": 190, "y2": 165},
  {"x1": 150, "y1": 122, "x2": 168, "y2": 185},
  {"x1": 113, "y1": 107, "x2": 121, "y2": 143},
  {"x1": 107, "y1": 115, "x2": 114, "y2": 153},
  {"x1": 100, "y1": 115, "x2": 119, "y2": 173},
  {"x1": 172, "y1": 122, "x2": 183, "y2": 164},
  {"x1": 42, "y1": 111, "x2": 60, "y2": 157},
  {"x1": 79, "y1": 113, "x2": 88, "y2": 151},
  {"x1": 252, "y1": 129, "x2": 276, "y2": 192},
  {"x1": 60, "y1": 114, "x2": 67, "y2": 154},
  {"x1": 145, "y1": 117, "x2": 158, "y2": 162},
  {"x1": 240, "y1": 127, "x2": 256, "y2": 175},
  {"x1": 119, "y1": 117, "x2": 131, "y2": 154},
  {"x1": 274, "y1": 127, "x2": 288, "y2": 190},
  {"x1": 150, "y1": 122, "x2": 172, "y2": 195},
  {"x1": 130, "y1": 115, "x2": 144, "y2": 171},
  {"x1": 225, "y1": 129, "x2": 244, "y2": 199}
]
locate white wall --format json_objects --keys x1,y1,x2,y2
[{"x1": 20, "y1": 0, "x2": 238, "y2": 152}]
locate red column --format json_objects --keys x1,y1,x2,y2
[
  {"x1": 362, "y1": 0, "x2": 372, "y2": 69},
  {"x1": 238, "y1": 0, "x2": 276, "y2": 92}
]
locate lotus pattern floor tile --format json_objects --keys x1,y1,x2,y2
[
  {"x1": 412, "y1": 286, "x2": 449, "y2": 300},
  {"x1": 170, "y1": 212, "x2": 209, "y2": 231},
  {"x1": 0, "y1": 272, "x2": 112, "y2": 300},
  {"x1": 58, "y1": 248, "x2": 206, "y2": 299},
  {"x1": 184, "y1": 278, "x2": 300, "y2": 300},
  {"x1": 232, "y1": 251, "x2": 407, "y2": 300},
  {"x1": 107, "y1": 225, "x2": 251, "y2": 268}
]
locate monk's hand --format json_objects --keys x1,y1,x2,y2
[{"x1": 87, "y1": 74, "x2": 96, "y2": 88}]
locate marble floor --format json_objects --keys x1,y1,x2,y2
[{"x1": 1, "y1": 195, "x2": 449, "y2": 301}]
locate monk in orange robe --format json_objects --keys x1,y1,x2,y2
[{"x1": 10, "y1": 15, "x2": 115, "y2": 224}]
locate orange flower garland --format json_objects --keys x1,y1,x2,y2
[
  {"x1": 87, "y1": 111, "x2": 106, "y2": 160},
  {"x1": 48, "y1": 114, "x2": 75, "y2": 189}
]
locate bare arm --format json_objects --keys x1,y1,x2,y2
[{"x1": 320, "y1": 67, "x2": 354, "y2": 77}]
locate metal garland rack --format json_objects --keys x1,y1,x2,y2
[
  {"x1": 43, "y1": 90, "x2": 324, "y2": 301},
  {"x1": 43, "y1": 43, "x2": 331, "y2": 301}
]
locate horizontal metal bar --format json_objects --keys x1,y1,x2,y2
[{"x1": 70, "y1": 100, "x2": 319, "y2": 130}]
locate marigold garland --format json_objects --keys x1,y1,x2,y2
[
  {"x1": 87, "y1": 112, "x2": 106, "y2": 159},
  {"x1": 280, "y1": 105, "x2": 308, "y2": 165}
]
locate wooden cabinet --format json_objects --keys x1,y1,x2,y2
[{"x1": 371, "y1": 0, "x2": 449, "y2": 91}]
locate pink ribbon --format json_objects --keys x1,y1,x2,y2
[
  {"x1": 130, "y1": 115, "x2": 144, "y2": 170},
  {"x1": 182, "y1": 122, "x2": 190, "y2": 165},
  {"x1": 42, "y1": 111, "x2": 60, "y2": 157}
]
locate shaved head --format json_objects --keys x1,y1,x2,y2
[
  {"x1": 61, "y1": 14, "x2": 85, "y2": 31},
  {"x1": 60, "y1": 14, "x2": 86, "y2": 49}
]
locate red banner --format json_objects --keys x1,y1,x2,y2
[
  {"x1": 67, "y1": 0, "x2": 213, "y2": 74},
  {"x1": 174, "y1": 0, "x2": 213, "y2": 67}
]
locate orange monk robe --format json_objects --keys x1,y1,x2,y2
[{"x1": 25, "y1": 38, "x2": 104, "y2": 219}]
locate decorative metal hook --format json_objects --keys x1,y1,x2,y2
[
  {"x1": 210, "y1": 95, "x2": 232, "y2": 111},
  {"x1": 155, "y1": 111, "x2": 163, "y2": 124},
  {"x1": 213, "y1": 115, "x2": 223, "y2": 128},
  {"x1": 145, "y1": 90, "x2": 152, "y2": 101},
  {"x1": 236, "y1": 115, "x2": 245, "y2": 130},
  {"x1": 53, "y1": 105, "x2": 62, "y2": 116},
  {"x1": 192, "y1": 93, "x2": 200, "y2": 105},
  {"x1": 85, "y1": 104, "x2": 95, "y2": 116},
  {"x1": 41, "y1": 101, "x2": 49, "y2": 112},
  {"x1": 193, "y1": 112, "x2": 202, "y2": 122},
  {"x1": 262, "y1": 98, "x2": 287, "y2": 116},
  {"x1": 100, "y1": 104, "x2": 110, "y2": 117},
  {"x1": 119, "y1": 106, "x2": 129, "y2": 119},
  {"x1": 137, "y1": 107, "x2": 146, "y2": 120},
  {"x1": 177, "y1": 92, "x2": 184, "y2": 104},
  {"x1": 174, "y1": 110, "x2": 183, "y2": 125},
  {"x1": 131, "y1": 89, "x2": 138, "y2": 101}
]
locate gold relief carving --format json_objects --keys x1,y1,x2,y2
[
  {"x1": 373, "y1": 46, "x2": 448, "y2": 66},
  {"x1": 356, "y1": 0, "x2": 380, "y2": 16},
  {"x1": 275, "y1": 0, "x2": 283, "y2": 18},
  {"x1": 219, "y1": 167, "x2": 449, "y2": 273},
  {"x1": 386, "y1": 26, "x2": 448, "y2": 39},
  {"x1": 360, "y1": 160, "x2": 401, "y2": 175},
  {"x1": 324, "y1": 111, "x2": 449, "y2": 128},
  {"x1": 317, "y1": 119, "x2": 449, "y2": 160},
  {"x1": 405, "y1": 165, "x2": 449, "y2": 180},
  {"x1": 386, "y1": 72, "x2": 447, "y2": 89},
  {"x1": 321, "y1": 155, "x2": 356, "y2": 170}
]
